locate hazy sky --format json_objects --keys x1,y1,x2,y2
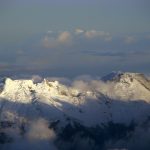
[{"x1": 0, "y1": 0, "x2": 150, "y2": 77}]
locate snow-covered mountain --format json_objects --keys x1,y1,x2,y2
[{"x1": 0, "y1": 72, "x2": 150, "y2": 150}]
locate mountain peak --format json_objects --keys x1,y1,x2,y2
[
  {"x1": 113, "y1": 72, "x2": 150, "y2": 89},
  {"x1": 101, "y1": 71, "x2": 123, "y2": 81},
  {"x1": 102, "y1": 71, "x2": 148, "y2": 83}
]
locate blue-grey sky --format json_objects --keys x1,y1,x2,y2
[{"x1": 0, "y1": 0, "x2": 150, "y2": 77}]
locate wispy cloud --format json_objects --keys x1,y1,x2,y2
[
  {"x1": 57, "y1": 31, "x2": 72, "y2": 44},
  {"x1": 42, "y1": 31, "x2": 72, "y2": 49},
  {"x1": 75, "y1": 28, "x2": 84, "y2": 34},
  {"x1": 124, "y1": 36, "x2": 136, "y2": 44},
  {"x1": 42, "y1": 29, "x2": 112, "y2": 49},
  {"x1": 26, "y1": 118, "x2": 56, "y2": 141},
  {"x1": 84, "y1": 30, "x2": 112, "y2": 41}
]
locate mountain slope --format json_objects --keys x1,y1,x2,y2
[
  {"x1": 0, "y1": 72, "x2": 150, "y2": 125},
  {"x1": 0, "y1": 72, "x2": 150, "y2": 150}
]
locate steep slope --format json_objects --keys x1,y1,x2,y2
[
  {"x1": 101, "y1": 72, "x2": 150, "y2": 102},
  {"x1": 0, "y1": 72, "x2": 150, "y2": 150},
  {"x1": 0, "y1": 72, "x2": 150, "y2": 126}
]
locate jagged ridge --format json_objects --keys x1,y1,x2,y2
[{"x1": 0, "y1": 72, "x2": 150, "y2": 126}]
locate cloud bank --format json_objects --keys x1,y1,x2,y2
[
  {"x1": 0, "y1": 29, "x2": 150, "y2": 76},
  {"x1": 42, "y1": 31, "x2": 73, "y2": 49}
]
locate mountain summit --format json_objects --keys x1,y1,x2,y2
[
  {"x1": 0, "y1": 72, "x2": 149, "y2": 124},
  {"x1": 0, "y1": 72, "x2": 150, "y2": 150}
]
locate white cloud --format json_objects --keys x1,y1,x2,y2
[
  {"x1": 42, "y1": 29, "x2": 112, "y2": 49},
  {"x1": 46, "y1": 77, "x2": 71, "y2": 85},
  {"x1": 57, "y1": 31, "x2": 72, "y2": 44},
  {"x1": 84, "y1": 30, "x2": 112, "y2": 41},
  {"x1": 47, "y1": 30, "x2": 53, "y2": 34},
  {"x1": 42, "y1": 36, "x2": 57, "y2": 48},
  {"x1": 85, "y1": 30, "x2": 101, "y2": 38},
  {"x1": 42, "y1": 31, "x2": 72, "y2": 48},
  {"x1": 32, "y1": 75, "x2": 43, "y2": 83},
  {"x1": 124, "y1": 36, "x2": 136, "y2": 44},
  {"x1": 72, "y1": 80, "x2": 91, "y2": 92},
  {"x1": 75, "y1": 28, "x2": 84, "y2": 34},
  {"x1": 26, "y1": 118, "x2": 56, "y2": 141},
  {"x1": 41, "y1": 29, "x2": 112, "y2": 49}
]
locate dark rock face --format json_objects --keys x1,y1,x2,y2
[{"x1": 55, "y1": 121, "x2": 136, "y2": 150}]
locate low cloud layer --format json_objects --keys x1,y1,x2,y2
[
  {"x1": 41, "y1": 29, "x2": 112, "y2": 49},
  {"x1": 26, "y1": 118, "x2": 56, "y2": 141},
  {"x1": 0, "y1": 118, "x2": 57, "y2": 150},
  {"x1": 0, "y1": 29, "x2": 150, "y2": 76}
]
